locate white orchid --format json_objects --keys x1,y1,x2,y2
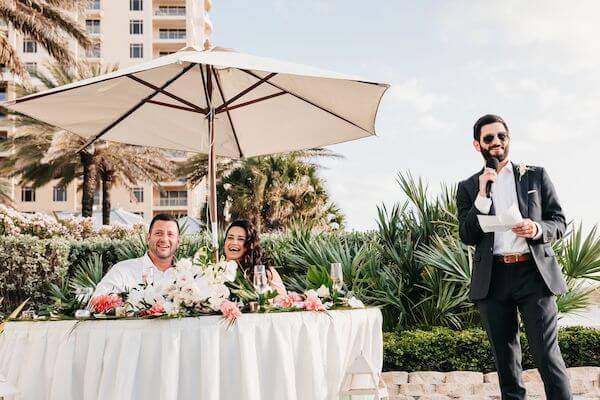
[
  {"x1": 316, "y1": 284, "x2": 331, "y2": 298},
  {"x1": 347, "y1": 296, "x2": 365, "y2": 308}
]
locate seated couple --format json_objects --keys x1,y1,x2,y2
[{"x1": 94, "y1": 214, "x2": 286, "y2": 296}]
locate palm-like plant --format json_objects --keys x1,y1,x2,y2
[
  {"x1": 0, "y1": 0, "x2": 91, "y2": 79},
  {"x1": 0, "y1": 177, "x2": 11, "y2": 204},
  {"x1": 0, "y1": 62, "x2": 176, "y2": 222},
  {"x1": 181, "y1": 149, "x2": 343, "y2": 232}
]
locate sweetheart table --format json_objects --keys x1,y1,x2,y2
[{"x1": 0, "y1": 308, "x2": 382, "y2": 400}]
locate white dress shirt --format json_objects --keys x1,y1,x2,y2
[
  {"x1": 94, "y1": 253, "x2": 175, "y2": 296},
  {"x1": 474, "y1": 161, "x2": 541, "y2": 255}
]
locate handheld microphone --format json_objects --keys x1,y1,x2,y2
[{"x1": 485, "y1": 157, "x2": 499, "y2": 198}]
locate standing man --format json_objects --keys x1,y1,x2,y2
[{"x1": 457, "y1": 114, "x2": 572, "y2": 400}]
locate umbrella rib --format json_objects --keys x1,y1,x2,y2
[
  {"x1": 215, "y1": 91, "x2": 286, "y2": 114},
  {"x1": 211, "y1": 66, "x2": 243, "y2": 158},
  {"x1": 213, "y1": 72, "x2": 278, "y2": 113},
  {"x1": 127, "y1": 75, "x2": 208, "y2": 114},
  {"x1": 146, "y1": 99, "x2": 204, "y2": 114},
  {"x1": 240, "y1": 69, "x2": 371, "y2": 134},
  {"x1": 76, "y1": 63, "x2": 196, "y2": 153}
]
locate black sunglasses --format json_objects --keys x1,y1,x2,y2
[{"x1": 482, "y1": 132, "x2": 509, "y2": 144}]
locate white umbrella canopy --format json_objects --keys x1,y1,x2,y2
[{"x1": 6, "y1": 46, "x2": 389, "y2": 250}]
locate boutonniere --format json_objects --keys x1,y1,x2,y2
[{"x1": 517, "y1": 163, "x2": 535, "y2": 181}]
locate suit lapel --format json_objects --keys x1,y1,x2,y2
[{"x1": 512, "y1": 162, "x2": 529, "y2": 217}]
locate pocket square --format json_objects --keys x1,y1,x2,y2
[{"x1": 527, "y1": 190, "x2": 537, "y2": 195}]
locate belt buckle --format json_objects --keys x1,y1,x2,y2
[{"x1": 503, "y1": 254, "x2": 517, "y2": 263}]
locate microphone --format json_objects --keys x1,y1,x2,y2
[{"x1": 485, "y1": 157, "x2": 499, "y2": 198}]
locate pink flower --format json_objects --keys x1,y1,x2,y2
[
  {"x1": 139, "y1": 303, "x2": 165, "y2": 316},
  {"x1": 275, "y1": 291, "x2": 303, "y2": 308},
  {"x1": 303, "y1": 294, "x2": 326, "y2": 311},
  {"x1": 91, "y1": 294, "x2": 123, "y2": 313},
  {"x1": 288, "y1": 291, "x2": 303, "y2": 302},
  {"x1": 220, "y1": 300, "x2": 242, "y2": 320}
]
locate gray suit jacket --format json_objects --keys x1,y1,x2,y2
[{"x1": 456, "y1": 163, "x2": 567, "y2": 301}]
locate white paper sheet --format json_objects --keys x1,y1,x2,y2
[{"x1": 477, "y1": 203, "x2": 523, "y2": 233}]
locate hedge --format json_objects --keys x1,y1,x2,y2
[
  {"x1": 383, "y1": 326, "x2": 600, "y2": 372},
  {"x1": 0, "y1": 235, "x2": 70, "y2": 310}
]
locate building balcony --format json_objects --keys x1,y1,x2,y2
[
  {"x1": 85, "y1": 0, "x2": 102, "y2": 15},
  {"x1": 153, "y1": 8, "x2": 186, "y2": 19},
  {"x1": 155, "y1": 198, "x2": 188, "y2": 207},
  {"x1": 154, "y1": 33, "x2": 186, "y2": 44}
]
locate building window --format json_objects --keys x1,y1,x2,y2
[
  {"x1": 129, "y1": 19, "x2": 143, "y2": 35},
  {"x1": 21, "y1": 187, "x2": 35, "y2": 202},
  {"x1": 158, "y1": 29, "x2": 185, "y2": 40},
  {"x1": 0, "y1": 130, "x2": 8, "y2": 141},
  {"x1": 23, "y1": 39, "x2": 37, "y2": 53},
  {"x1": 93, "y1": 190, "x2": 100, "y2": 206},
  {"x1": 87, "y1": 0, "x2": 100, "y2": 10},
  {"x1": 53, "y1": 186, "x2": 67, "y2": 202},
  {"x1": 130, "y1": 43, "x2": 143, "y2": 58},
  {"x1": 85, "y1": 42, "x2": 101, "y2": 58},
  {"x1": 132, "y1": 187, "x2": 144, "y2": 203},
  {"x1": 159, "y1": 190, "x2": 187, "y2": 206},
  {"x1": 155, "y1": 6, "x2": 185, "y2": 16},
  {"x1": 129, "y1": 0, "x2": 143, "y2": 11},
  {"x1": 24, "y1": 62, "x2": 37, "y2": 74},
  {"x1": 0, "y1": 90, "x2": 6, "y2": 102},
  {"x1": 85, "y1": 19, "x2": 101, "y2": 34}
]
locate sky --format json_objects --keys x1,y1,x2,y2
[{"x1": 211, "y1": 1, "x2": 600, "y2": 231}]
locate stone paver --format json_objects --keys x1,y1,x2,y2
[{"x1": 383, "y1": 366, "x2": 600, "y2": 399}]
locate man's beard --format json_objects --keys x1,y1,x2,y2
[{"x1": 481, "y1": 144, "x2": 509, "y2": 162}]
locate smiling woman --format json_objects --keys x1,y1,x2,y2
[{"x1": 224, "y1": 220, "x2": 286, "y2": 295}]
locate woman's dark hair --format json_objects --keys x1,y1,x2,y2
[
  {"x1": 473, "y1": 114, "x2": 509, "y2": 141},
  {"x1": 225, "y1": 220, "x2": 263, "y2": 273}
]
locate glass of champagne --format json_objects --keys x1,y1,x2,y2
[
  {"x1": 253, "y1": 265, "x2": 268, "y2": 295},
  {"x1": 330, "y1": 262, "x2": 343, "y2": 292}
]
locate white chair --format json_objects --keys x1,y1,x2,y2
[{"x1": 339, "y1": 353, "x2": 388, "y2": 400}]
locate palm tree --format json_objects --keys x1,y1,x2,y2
[
  {"x1": 215, "y1": 152, "x2": 343, "y2": 232},
  {"x1": 0, "y1": 62, "x2": 176, "y2": 222},
  {"x1": 179, "y1": 148, "x2": 343, "y2": 232},
  {"x1": 0, "y1": 0, "x2": 91, "y2": 79},
  {"x1": 0, "y1": 177, "x2": 11, "y2": 204}
]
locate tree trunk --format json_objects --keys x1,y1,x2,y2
[
  {"x1": 101, "y1": 168, "x2": 113, "y2": 226},
  {"x1": 80, "y1": 151, "x2": 97, "y2": 218}
]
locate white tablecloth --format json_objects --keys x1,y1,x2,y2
[{"x1": 0, "y1": 308, "x2": 382, "y2": 400}]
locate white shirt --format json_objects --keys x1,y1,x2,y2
[
  {"x1": 94, "y1": 253, "x2": 175, "y2": 296},
  {"x1": 474, "y1": 161, "x2": 541, "y2": 255}
]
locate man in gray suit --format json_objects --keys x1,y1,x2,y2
[{"x1": 457, "y1": 114, "x2": 572, "y2": 400}]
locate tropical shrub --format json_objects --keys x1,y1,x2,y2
[{"x1": 0, "y1": 235, "x2": 70, "y2": 311}]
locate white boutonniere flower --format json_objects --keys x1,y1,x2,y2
[{"x1": 517, "y1": 163, "x2": 535, "y2": 181}]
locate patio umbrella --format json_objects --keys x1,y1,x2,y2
[{"x1": 5, "y1": 46, "x2": 389, "y2": 252}]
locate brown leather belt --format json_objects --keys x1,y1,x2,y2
[{"x1": 494, "y1": 253, "x2": 531, "y2": 264}]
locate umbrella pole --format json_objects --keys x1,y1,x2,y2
[{"x1": 206, "y1": 66, "x2": 219, "y2": 260}]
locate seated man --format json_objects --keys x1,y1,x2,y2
[{"x1": 94, "y1": 214, "x2": 180, "y2": 295}]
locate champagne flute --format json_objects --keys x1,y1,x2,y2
[
  {"x1": 330, "y1": 262, "x2": 343, "y2": 292},
  {"x1": 253, "y1": 265, "x2": 268, "y2": 295}
]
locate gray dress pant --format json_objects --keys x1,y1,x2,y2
[{"x1": 477, "y1": 259, "x2": 572, "y2": 400}]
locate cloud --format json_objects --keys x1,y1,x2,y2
[{"x1": 437, "y1": 0, "x2": 600, "y2": 73}]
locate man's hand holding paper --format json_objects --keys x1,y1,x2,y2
[{"x1": 477, "y1": 203, "x2": 523, "y2": 233}]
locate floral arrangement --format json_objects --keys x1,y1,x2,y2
[{"x1": 73, "y1": 256, "x2": 365, "y2": 324}]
